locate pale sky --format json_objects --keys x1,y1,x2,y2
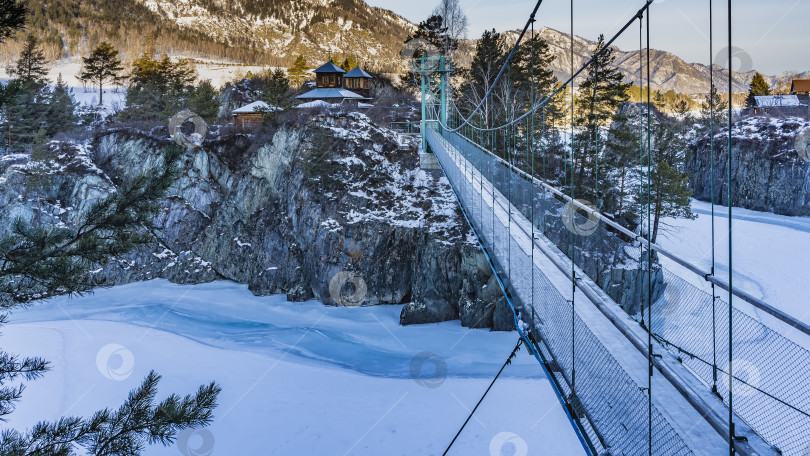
[{"x1": 366, "y1": 0, "x2": 808, "y2": 76}]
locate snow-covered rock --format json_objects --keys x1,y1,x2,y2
[
  {"x1": 0, "y1": 112, "x2": 513, "y2": 329},
  {"x1": 687, "y1": 115, "x2": 810, "y2": 216}
]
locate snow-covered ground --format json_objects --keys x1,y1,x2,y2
[
  {"x1": 658, "y1": 199, "x2": 810, "y2": 327},
  {"x1": 0, "y1": 58, "x2": 268, "y2": 90},
  {"x1": 0, "y1": 57, "x2": 273, "y2": 120},
  {"x1": 2, "y1": 280, "x2": 585, "y2": 455}
]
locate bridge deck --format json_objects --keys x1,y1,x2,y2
[{"x1": 428, "y1": 127, "x2": 730, "y2": 455}]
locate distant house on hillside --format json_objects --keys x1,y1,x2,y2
[
  {"x1": 752, "y1": 95, "x2": 805, "y2": 114},
  {"x1": 232, "y1": 101, "x2": 280, "y2": 129},
  {"x1": 791, "y1": 79, "x2": 810, "y2": 97},
  {"x1": 344, "y1": 67, "x2": 373, "y2": 98},
  {"x1": 296, "y1": 61, "x2": 374, "y2": 105}
]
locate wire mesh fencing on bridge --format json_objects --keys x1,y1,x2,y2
[
  {"x1": 427, "y1": 125, "x2": 697, "y2": 456},
  {"x1": 428, "y1": 120, "x2": 810, "y2": 456}
]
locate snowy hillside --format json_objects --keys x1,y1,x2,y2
[
  {"x1": 496, "y1": 27, "x2": 808, "y2": 94},
  {"x1": 138, "y1": 0, "x2": 414, "y2": 68},
  {"x1": 0, "y1": 0, "x2": 414, "y2": 71},
  {"x1": 4, "y1": 280, "x2": 585, "y2": 455}
]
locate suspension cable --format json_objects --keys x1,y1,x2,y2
[
  {"x1": 726, "y1": 0, "x2": 735, "y2": 450},
  {"x1": 569, "y1": 0, "x2": 577, "y2": 396},
  {"x1": 441, "y1": 338, "x2": 523, "y2": 456},
  {"x1": 531, "y1": 18, "x2": 536, "y2": 331},
  {"x1": 448, "y1": 0, "x2": 546, "y2": 133},
  {"x1": 444, "y1": 0, "x2": 655, "y2": 133},
  {"x1": 645, "y1": 8, "x2": 653, "y2": 455},
  {"x1": 638, "y1": 16, "x2": 645, "y2": 328},
  {"x1": 709, "y1": 0, "x2": 719, "y2": 395}
]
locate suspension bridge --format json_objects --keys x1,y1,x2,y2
[{"x1": 407, "y1": 1, "x2": 810, "y2": 455}]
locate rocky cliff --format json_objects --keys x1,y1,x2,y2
[
  {"x1": 686, "y1": 116, "x2": 810, "y2": 216},
  {"x1": 0, "y1": 111, "x2": 514, "y2": 330}
]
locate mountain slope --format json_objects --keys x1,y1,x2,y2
[
  {"x1": 138, "y1": 0, "x2": 414, "y2": 70},
  {"x1": 3, "y1": 1, "x2": 801, "y2": 94},
  {"x1": 2, "y1": 0, "x2": 413, "y2": 70},
  {"x1": 507, "y1": 27, "x2": 805, "y2": 94}
]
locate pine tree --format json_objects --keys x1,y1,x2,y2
[
  {"x1": 745, "y1": 72, "x2": 771, "y2": 108},
  {"x1": 6, "y1": 33, "x2": 49, "y2": 87},
  {"x1": 405, "y1": 15, "x2": 445, "y2": 55},
  {"x1": 674, "y1": 99, "x2": 690, "y2": 118},
  {"x1": 578, "y1": 34, "x2": 631, "y2": 130},
  {"x1": 460, "y1": 29, "x2": 504, "y2": 126},
  {"x1": 188, "y1": 80, "x2": 220, "y2": 122},
  {"x1": 78, "y1": 41, "x2": 125, "y2": 106},
  {"x1": 340, "y1": 56, "x2": 358, "y2": 71},
  {"x1": 511, "y1": 33, "x2": 559, "y2": 111},
  {"x1": 2, "y1": 80, "x2": 50, "y2": 147},
  {"x1": 262, "y1": 69, "x2": 291, "y2": 108},
  {"x1": 632, "y1": 117, "x2": 696, "y2": 244},
  {"x1": 46, "y1": 73, "x2": 78, "y2": 135},
  {"x1": 399, "y1": 15, "x2": 447, "y2": 91},
  {"x1": 0, "y1": 3, "x2": 222, "y2": 443},
  {"x1": 700, "y1": 84, "x2": 728, "y2": 132},
  {"x1": 124, "y1": 53, "x2": 197, "y2": 121},
  {"x1": 604, "y1": 111, "x2": 639, "y2": 219},
  {"x1": 0, "y1": 144, "x2": 221, "y2": 454},
  {"x1": 286, "y1": 54, "x2": 309, "y2": 88},
  {"x1": 574, "y1": 34, "x2": 631, "y2": 204},
  {"x1": 0, "y1": 0, "x2": 26, "y2": 44}
]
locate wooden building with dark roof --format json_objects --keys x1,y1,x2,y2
[
  {"x1": 791, "y1": 79, "x2": 810, "y2": 96},
  {"x1": 313, "y1": 61, "x2": 346, "y2": 89},
  {"x1": 295, "y1": 61, "x2": 375, "y2": 106},
  {"x1": 344, "y1": 67, "x2": 373, "y2": 98}
]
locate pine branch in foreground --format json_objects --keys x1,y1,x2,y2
[
  {"x1": 0, "y1": 143, "x2": 220, "y2": 455},
  {"x1": 0, "y1": 372, "x2": 221, "y2": 456}
]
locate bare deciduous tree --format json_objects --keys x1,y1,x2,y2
[{"x1": 431, "y1": 0, "x2": 469, "y2": 57}]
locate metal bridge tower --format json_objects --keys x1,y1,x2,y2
[{"x1": 415, "y1": 55, "x2": 452, "y2": 152}]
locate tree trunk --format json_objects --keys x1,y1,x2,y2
[
  {"x1": 652, "y1": 178, "x2": 663, "y2": 244},
  {"x1": 99, "y1": 80, "x2": 104, "y2": 106},
  {"x1": 618, "y1": 167, "x2": 626, "y2": 218},
  {"x1": 652, "y1": 205, "x2": 662, "y2": 245}
]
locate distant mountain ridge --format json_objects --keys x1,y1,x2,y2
[
  {"x1": 3, "y1": 0, "x2": 414, "y2": 71},
  {"x1": 4, "y1": 1, "x2": 803, "y2": 93},
  {"x1": 500, "y1": 27, "x2": 806, "y2": 95},
  {"x1": 137, "y1": 0, "x2": 414, "y2": 70}
]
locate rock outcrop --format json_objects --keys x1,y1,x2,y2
[
  {"x1": 687, "y1": 116, "x2": 810, "y2": 216},
  {"x1": 0, "y1": 111, "x2": 515, "y2": 330}
]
